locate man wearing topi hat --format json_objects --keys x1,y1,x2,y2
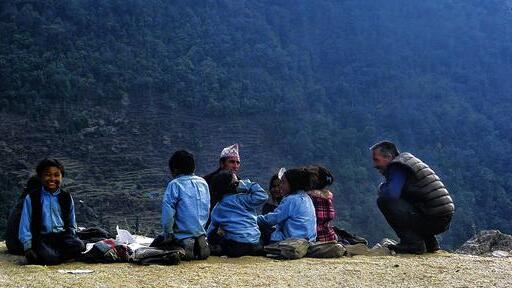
[{"x1": 204, "y1": 144, "x2": 242, "y2": 210}]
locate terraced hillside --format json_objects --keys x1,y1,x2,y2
[{"x1": 0, "y1": 99, "x2": 291, "y2": 236}]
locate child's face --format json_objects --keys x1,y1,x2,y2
[
  {"x1": 270, "y1": 179, "x2": 282, "y2": 198},
  {"x1": 40, "y1": 166, "x2": 62, "y2": 192},
  {"x1": 280, "y1": 177, "x2": 291, "y2": 196}
]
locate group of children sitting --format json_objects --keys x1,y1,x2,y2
[
  {"x1": 146, "y1": 149, "x2": 348, "y2": 261},
  {"x1": 5, "y1": 145, "x2": 366, "y2": 265}
]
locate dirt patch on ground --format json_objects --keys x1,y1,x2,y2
[{"x1": 1, "y1": 242, "x2": 511, "y2": 287}]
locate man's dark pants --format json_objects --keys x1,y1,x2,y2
[{"x1": 377, "y1": 197, "x2": 452, "y2": 246}]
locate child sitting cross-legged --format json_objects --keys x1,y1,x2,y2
[
  {"x1": 18, "y1": 159, "x2": 85, "y2": 265},
  {"x1": 207, "y1": 171, "x2": 268, "y2": 257},
  {"x1": 306, "y1": 165, "x2": 338, "y2": 242},
  {"x1": 151, "y1": 150, "x2": 211, "y2": 261},
  {"x1": 257, "y1": 168, "x2": 317, "y2": 245}
]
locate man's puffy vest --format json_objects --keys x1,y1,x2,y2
[{"x1": 388, "y1": 152, "x2": 455, "y2": 217}]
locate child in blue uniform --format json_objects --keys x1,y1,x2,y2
[
  {"x1": 151, "y1": 150, "x2": 211, "y2": 260},
  {"x1": 257, "y1": 168, "x2": 317, "y2": 244},
  {"x1": 207, "y1": 171, "x2": 268, "y2": 257},
  {"x1": 18, "y1": 159, "x2": 84, "y2": 265}
]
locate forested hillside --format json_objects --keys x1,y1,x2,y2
[{"x1": 1, "y1": 0, "x2": 511, "y2": 248}]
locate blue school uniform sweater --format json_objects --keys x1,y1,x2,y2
[
  {"x1": 257, "y1": 191, "x2": 317, "y2": 242},
  {"x1": 207, "y1": 180, "x2": 268, "y2": 244},
  {"x1": 161, "y1": 175, "x2": 210, "y2": 240},
  {"x1": 19, "y1": 187, "x2": 77, "y2": 251}
]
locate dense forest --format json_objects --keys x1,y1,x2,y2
[{"x1": 1, "y1": 0, "x2": 511, "y2": 249}]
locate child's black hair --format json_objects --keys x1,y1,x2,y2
[
  {"x1": 169, "y1": 150, "x2": 196, "y2": 175},
  {"x1": 306, "y1": 165, "x2": 334, "y2": 190},
  {"x1": 268, "y1": 174, "x2": 279, "y2": 191},
  {"x1": 211, "y1": 170, "x2": 239, "y2": 197},
  {"x1": 36, "y1": 158, "x2": 65, "y2": 177},
  {"x1": 283, "y1": 168, "x2": 311, "y2": 193}
]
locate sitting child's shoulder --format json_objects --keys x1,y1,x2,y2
[
  {"x1": 167, "y1": 175, "x2": 208, "y2": 191},
  {"x1": 171, "y1": 174, "x2": 204, "y2": 181},
  {"x1": 290, "y1": 191, "x2": 315, "y2": 203},
  {"x1": 192, "y1": 175, "x2": 208, "y2": 183}
]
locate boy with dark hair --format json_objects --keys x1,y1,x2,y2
[
  {"x1": 156, "y1": 150, "x2": 211, "y2": 260},
  {"x1": 168, "y1": 150, "x2": 196, "y2": 175},
  {"x1": 18, "y1": 159, "x2": 85, "y2": 265}
]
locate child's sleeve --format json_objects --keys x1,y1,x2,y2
[
  {"x1": 161, "y1": 182, "x2": 179, "y2": 239},
  {"x1": 328, "y1": 198, "x2": 336, "y2": 222},
  {"x1": 206, "y1": 209, "x2": 218, "y2": 237},
  {"x1": 18, "y1": 195, "x2": 33, "y2": 251},
  {"x1": 239, "y1": 181, "x2": 268, "y2": 208},
  {"x1": 68, "y1": 196, "x2": 78, "y2": 234},
  {"x1": 257, "y1": 198, "x2": 290, "y2": 227}
]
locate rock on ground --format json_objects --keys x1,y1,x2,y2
[{"x1": 456, "y1": 230, "x2": 512, "y2": 256}]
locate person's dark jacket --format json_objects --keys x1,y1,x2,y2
[{"x1": 386, "y1": 152, "x2": 454, "y2": 217}]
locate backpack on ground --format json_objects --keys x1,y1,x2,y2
[
  {"x1": 131, "y1": 246, "x2": 184, "y2": 265},
  {"x1": 264, "y1": 239, "x2": 310, "y2": 260},
  {"x1": 306, "y1": 241, "x2": 346, "y2": 258}
]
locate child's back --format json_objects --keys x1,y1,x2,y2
[
  {"x1": 162, "y1": 175, "x2": 210, "y2": 240},
  {"x1": 156, "y1": 150, "x2": 211, "y2": 260},
  {"x1": 258, "y1": 191, "x2": 317, "y2": 243},
  {"x1": 208, "y1": 180, "x2": 267, "y2": 244},
  {"x1": 308, "y1": 189, "x2": 337, "y2": 242}
]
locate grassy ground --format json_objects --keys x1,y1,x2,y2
[{"x1": 1, "y1": 242, "x2": 511, "y2": 288}]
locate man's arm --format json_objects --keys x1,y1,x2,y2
[{"x1": 379, "y1": 166, "x2": 407, "y2": 199}]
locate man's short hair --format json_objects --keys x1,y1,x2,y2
[
  {"x1": 369, "y1": 141, "x2": 400, "y2": 158},
  {"x1": 169, "y1": 150, "x2": 195, "y2": 175}
]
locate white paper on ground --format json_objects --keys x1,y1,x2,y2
[
  {"x1": 133, "y1": 235, "x2": 154, "y2": 246},
  {"x1": 116, "y1": 226, "x2": 136, "y2": 244},
  {"x1": 58, "y1": 269, "x2": 94, "y2": 274},
  {"x1": 492, "y1": 250, "x2": 510, "y2": 257}
]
